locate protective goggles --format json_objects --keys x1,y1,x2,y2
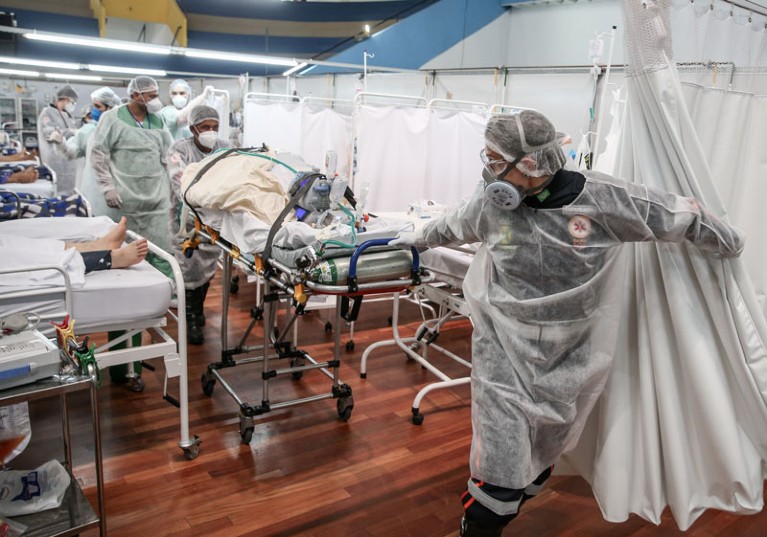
[{"x1": 479, "y1": 148, "x2": 523, "y2": 178}]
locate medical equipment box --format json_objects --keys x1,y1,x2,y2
[{"x1": 0, "y1": 330, "x2": 60, "y2": 391}]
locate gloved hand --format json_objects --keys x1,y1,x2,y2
[
  {"x1": 104, "y1": 190, "x2": 122, "y2": 209},
  {"x1": 46, "y1": 131, "x2": 63, "y2": 144},
  {"x1": 388, "y1": 231, "x2": 419, "y2": 247},
  {"x1": 63, "y1": 128, "x2": 77, "y2": 139},
  {"x1": 203, "y1": 85, "x2": 215, "y2": 99}
]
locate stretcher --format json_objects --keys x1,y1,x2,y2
[
  {"x1": 360, "y1": 244, "x2": 474, "y2": 424},
  {"x1": 181, "y1": 148, "x2": 435, "y2": 443},
  {"x1": 0, "y1": 216, "x2": 200, "y2": 460}
]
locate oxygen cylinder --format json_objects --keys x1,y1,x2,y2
[{"x1": 311, "y1": 250, "x2": 413, "y2": 285}]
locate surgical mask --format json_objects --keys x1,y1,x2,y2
[
  {"x1": 64, "y1": 101, "x2": 76, "y2": 115},
  {"x1": 91, "y1": 107, "x2": 102, "y2": 122},
  {"x1": 145, "y1": 97, "x2": 163, "y2": 114},
  {"x1": 197, "y1": 131, "x2": 218, "y2": 149},
  {"x1": 172, "y1": 95, "x2": 188, "y2": 109}
]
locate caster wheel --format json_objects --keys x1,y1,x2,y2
[
  {"x1": 127, "y1": 377, "x2": 144, "y2": 392},
  {"x1": 182, "y1": 442, "x2": 201, "y2": 460},
  {"x1": 337, "y1": 397, "x2": 354, "y2": 421},
  {"x1": 324, "y1": 321, "x2": 333, "y2": 333},
  {"x1": 241, "y1": 426, "x2": 254, "y2": 444},
  {"x1": 254, "y1": 308, "x2": 264, "y2": 320},
  {"x1": 345, "y1": 340, "x2": 355, "y2": 352},
  {"x1": 412, "y1": 412, "x2": 424, "y2": 425},
  {"x1": 230, "y1": 282, "x2": 239, "y2": 294},
  {"x1": 201, "y1": 373, "x2": 216, "y2": 396},
  {"x1": 290, "y1": 357, "x2": 305, "y2": 380}
]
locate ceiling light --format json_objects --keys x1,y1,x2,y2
[
  {"x1": 25, "y1": 32, "x2": 171, "y2": 55},
  {"x1": 0, "y1": 67, "x2": 40, "y2": 77},
  {"x1": 185, "y1": 49, "x2": 296, "y2": 67},
  {"x1": 46, "y1": 73, "x2": 102, "y2": 81},
  {"x1": 0, "y1": 56, "x2": 80, "y2": 70},
  {"x1": 88, "y1": 64, "x2": 167, "y2": 77},
  {"x1": 283, "y1": 62, "x2": 308, "y2": 76}
]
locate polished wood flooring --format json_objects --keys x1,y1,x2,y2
[{"x1": 18, "y1": 270, "x2": 767, "y2": 536}]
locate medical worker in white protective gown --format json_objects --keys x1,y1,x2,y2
[
  {"x1": 84, "y1": 75, "x2": 173, "y2": 277},
  {"x1": 38, "y1": 85, "x2": 79, "y2": 194},
  {"x1": 159, "y1": 78, "x2": 214, "y2": 141},
  {"x1": 167, "y1": 105, "x2": 228, "y2": 345},
  {"x1": 389, "y1": 110, "x2": 744, "y2": 537},
  {"x1": 47, "y1": 86, "x2": 121, "y2": 190}
]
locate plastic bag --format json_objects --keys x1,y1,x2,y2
[
  {"x1": 0, "y1": 460, "x2": 70, "y2": 517},
  {"x1": 0, "y1": 404, "x2": 31, "y2": 466}
]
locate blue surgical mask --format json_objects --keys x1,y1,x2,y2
[{"x1": 91, "y1": 107, "x2": 102, "y2": 122}]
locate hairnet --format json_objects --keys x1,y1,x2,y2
[
  {"x1": 56, "y1": 85, "x2": 78, "y2": 101},
  {"x1": 189, "y1": 105, "x2": 219, "y2": 126},
  {"x1": 169, "y1": 79, "x2": 191, "y2": 96},
  {"x1": 485, "y1": 110, "x2": 566, "y2": 177},
  {"x1": 90, "y1": 86, "x2": 121, "y2": 108},
  {"x1": 127, "y1": 76, "x2": 159, "y2": 95}
]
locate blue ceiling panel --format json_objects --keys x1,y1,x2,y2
[
  {"x1": 177, "y1": 0, "x2": 430, "y2": 22},
  {"x1": 187, "y1": 31, "x2": 338, "y2": 58},
  {"x1": 0, "y1": 7, "x2": 99, "y2": 37}
]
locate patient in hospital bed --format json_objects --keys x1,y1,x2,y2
[
  {"x1": 0, "y1": 217, "x2": 148, "y2": 287},
  {"x1": 0, "y1": 166, "x2": 38, "y2": 185}
]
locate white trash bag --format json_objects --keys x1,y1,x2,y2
[{"x1": 0, "y1": 460, "x2": 70, "y2": 517}]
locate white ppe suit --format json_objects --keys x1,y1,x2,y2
[
  {"x1": 167, "y1": 136, "x2": 227, "y2": 288},
  {"x1": 414, "y1": 171, "x2": 743, "y2": 490},
  {"x1": 84, "y1": 105, "x2": 173, "y2": 254},
  {"x1": 37, "y1": 105, "x2": 78, "y2": 194}
]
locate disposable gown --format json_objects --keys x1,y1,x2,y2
[
  {"x1": 159, "y1": 106, "x2": 192, "y2": 141},
  {"x1": 415, "y1": 171, "x2": 743, "y2": 490},
  {"x1": 37, "y1": 105, "x2": 78, "y2": 194},
  {"x1": 84, "y1": 105, "x2": 173, "y2": 253},
  {"x1": 167, "y1": 136, "x2": 227, "y2": 288},
  {"x1": 54, "y1": 122, "x2": 96, "y2": 160}
]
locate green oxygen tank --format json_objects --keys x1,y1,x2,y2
[{"x1": 310, "y1": 250, "x2": 414, "y2": 285}]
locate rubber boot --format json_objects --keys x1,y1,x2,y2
[
  {"x1": 460, "y1": 516, "x2": 505, "y2": 537},
  {"x1": 198, "y1": 281, "x2": 210, "y2": 327},
  {"x1": 107, "y1": 331, "x2": 143, "y2": 383},
  {"x1": 185, "y1": 288, "x2": 205, "y2": 345}
]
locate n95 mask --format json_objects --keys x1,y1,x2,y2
[
  {"x1": 145, "y1": 97, "x2": 163, "y2": 114},
  {"x1": 197, "y1": 131, "x2": 218, "y2": 149},
  {"x1": 172, "y1": 95, "x2": 188, "y2": 109}
]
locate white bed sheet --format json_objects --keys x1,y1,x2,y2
[
  {"x1": 0, "y1": 216, "x2": 172, "y2": 327},
  {"x1": 419, "y1": 247, "x2": 474, "y2": 289},
  {"x1": 1, "y1": 180, "x2": 55, "y2": 197}
]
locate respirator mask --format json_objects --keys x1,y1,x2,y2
[
  {"x1": 481, "y1": 114, "x2": 560, "y2": 211},
  {"x1": 172, "y1": 95, "x2": 188, "y2": 109}
]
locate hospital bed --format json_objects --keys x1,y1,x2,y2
[
  {"x1": 0, "y1": 216, "x2": 200, "y2": 460},
  {"x1": 0, "y1": 157, "x2": 56, "y2": 198},
  {"x1": 181, "y1": 148, "x2": 435, "y2": 444},
  {"x1": 360, "y1": 242, "x2": 475, "y2": 424}
]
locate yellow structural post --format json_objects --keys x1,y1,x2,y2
[{"x1": 90, "y1": 0, "x2": 187, "y2": 46}]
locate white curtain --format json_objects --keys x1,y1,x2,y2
[
  {"x1": 564, "y1": 0, "x2": 767, "y2": 530},
  {"x1": 300, "y1": 103, "x2": 352, "y2": 178},
  {"x1": 423, "y1": 108, "x2": 486, "y2": 206},
  {"x1": 242, "y1": 100, "x2": 302, "y2": 154},
  {"x1": 682, "y1": 84, "x2": 767, "y2": 315},
  {"x1": 355, "y1": 104, "x2": 430, "y2": 212}
]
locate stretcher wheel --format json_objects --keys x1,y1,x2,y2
[
  {"x1": 252, "y1": 307, "x2": 263, "y2": 320},
  {"x1": 290, "y1": 357, "x2": 305, "y2": 380},
  {"x1": 201, "y1": 373, "x2": 216, "y2": 396},
  {"x1": 345, "y1": 340, "x2": 355, "y2": 352},
  {"x1": 241, "y1": 426, "x2": 254, "y2": 444},
  {"x1": 127, "y1": 377, "x2": 144, "y2": 392},
  {"x1": 411, "y1": 410, "x2": 425, "y2": 426},
  {"x1": 324, "y1": 321, "x2": 333, "y2": 333},
  {"x1": 230, "y1": 281, "x2": 239, "y2": 294},
  {"x1": 337, "y1": 396, "x2": 354, "y2": 421}
]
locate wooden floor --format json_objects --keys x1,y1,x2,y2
[{"x1": 19, "y1": 270, "x2": 767, "y2": 536}]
